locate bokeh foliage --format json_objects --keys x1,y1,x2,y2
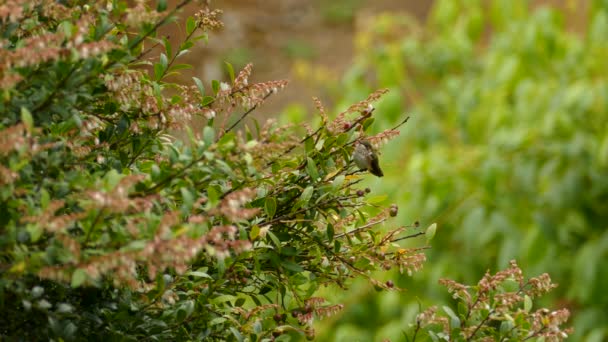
[{"x1": 311, "y1": 0, "x2": 608, "y2": 340}]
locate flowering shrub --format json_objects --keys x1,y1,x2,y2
[
  {"x1": 0, "y1": 1, "x2": 424, "y2": 340},
  {"x1": 415, "y1": 261, "x2": 571, "y2": 341},
  {"x1": 0, "y1": 1, "x2": 572, "y2": 341}
]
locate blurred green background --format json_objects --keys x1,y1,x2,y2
[
  {"x1": 305, "y1": 1, "x2": 608, "y2": 341},
  {"x1": 174, "y1": 0, "x2": 608, "y2": 340}
]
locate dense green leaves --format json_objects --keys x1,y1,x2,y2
[{"x1": 0, "y1": 2, "x2": 421, "y2": 341}]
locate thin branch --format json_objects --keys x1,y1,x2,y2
[
  {"x1": 83, "y1": 208, "x2": 105, "y2": 247},
  {"x1": 132, "y1": 141, "x2": 211, "y2": 196},
  {"x1": 223, "y1": 91, "x2": 274, "y2": 135},
  {"x1": 128, "y1": 0, "x2": 191, "y2": 50},
  {"x1": 389, "y1": 115, "x2": 411, "y2": 132},
  {"x1": 31, "y1": 64, "x2": 78, "y2": 113},
  {"x1": 411, "y1": 319, "x2": 421, "y2": 342},
  {"x1": 466, "y1": 310, "x2": 494, "y2": 341},
  {"x1": 390, "y1": 231, "x2": 425, "y2": 243},
  {"x1": 334, "y1": 218, "x2": 387, "y2": 238},
  {"x1": 264, "y1": 126, "x2": 323, "y2": 168},
  {"x1": 136, "y1": 35, "x2": 170, "y2": 60},
  {"x1": 258, "y1": 194, "x2": 357, "y2": 228}
]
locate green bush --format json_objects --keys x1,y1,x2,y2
[
  {"x1": 0, "y1": 0, "x2": 574, "y2": 341},
  {"x1": 312, "y1": 0, "x2": 608, "y2": 340},
  {"x1": 0, "y1": 1, "x2": 425, "y2": 340}
]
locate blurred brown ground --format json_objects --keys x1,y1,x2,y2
[
  {"x1": 158, "y1": 0, "x2": 589, "y2": 118},
  {"x1": 160, "y1": 0, "x2": 433, "y2": 116}
]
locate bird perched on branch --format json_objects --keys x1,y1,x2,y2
[{"x1": 353, "y1": 140, "x2": 383, "y2": 177}]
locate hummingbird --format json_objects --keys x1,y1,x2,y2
[{"x1": 353, "y1": 140, "x2": 383, "y2": 177}]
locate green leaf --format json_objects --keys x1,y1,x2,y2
[
  {"x1": 153, "y1": 54, "x2": 169, "y2": 81},
  {"x1": 71, "y1": 269, "x2": 87, "y2": 288},
  {"x1": 212, "y1": 80, "x2": 220, "y2": 94},
  {"x1": 457, "y1": 301, "x2": 468, "y2": 316},
  {"x1": 203, "y1": 126, "x2": 215, "y2": 146},
  {"x1": 500, "y1": 320, "x2": 515, "y2": 334},
  {"x1": 176, "y1": 49, "x2": 190, "y2": 58},
  {"x1": 156, "y1": 0, "x2": 167, "y2": 12},
  {"x1": 267, "y1": 231, "x2": 281, "y2": 249},
  {"x1": 315, "y1": 138, "x2": 325, "y2": 151},
  {"x1": 264, "y1": 197, "x2": 277, "y2": 218},
  {"x1": 426, "y1": 223, "x2": 437, "y2": 243},
  {"x1": 281, "y1": 260, "x2": 304, "y2": 273},
  {"x1": 327, "y1": 224, "x2": 334, "y2": 241},
  {"x1": 336, "y1": 133, "x2": 349, "y2": 146},
  {"x1": 193, "y1": 33, "x2": 209, "y2": 42},
  {"x1": 250, "y1": 225, "x2": 260, "y2": 240},
  {"x1": 180, "y1": 187, "x2": 194, "y2": 212},
  {"x1": 192, "y1": 77, "x2": 205, "y2": 96},
  {"x1": 362, "y1": 117, "x2": 375, "y2": 130},
  {"x1": 217, "y1": 131, "x2": 236, "y2": 149},
  {"x1": 154, "y1": 63, "x2": 164, "y2": 81},
  {"x1": 104, "y1": 169, "x2": 122, "y2": 190},
  {"x1": 170, "y1": 95, "x2": 182, "y2": 104},
  {"x1": 306, "y1": 157, "x2": 319, "y2": 181},
  {"x1": 186, "y1": 16, "x2": 196, "y2": 35},
  {"x1": 215, "y1": 160, "x2": 235, "y2": 177},
  {"x1": 180, "y1": 40, "x2": 194, "y2": 51},
  {"x1": 26, "y1": 224, "x2": 43, "y2": 243},
  {"x1": 21, "y1": 107, "x2": 33, "y2": 132},
  {"x1": 207, "y1": 185, "x2": 221, "y2": 206},
  {"x1": 212, "y1": 295, "x2": 237, "y2": 304},
  {"x1": 59, "y1": 21, "x2": 74, "y2": 39},
  {"x1": 281, "y1": 246, "x2": 298, "y2": 256},
  {"x1": 209, "y1": 317, "x2": 227, "y2": 326},
  {"x1": 235, "y1": 297, "x2": 246, "y2": 307},
  {"x1": 188, "y1": 271, "x2": 212, "y2": 279},
  {"x1": 159, "y1": 53, "x2": 168, "y2": 69},
  {"x1": 40, "y1": 188, "x2": 50, "y2": 209},
  {"x1": 299, "y1": 186, "x2": 314, "y2": 207},
  {"x1": 502, "y1": 278, "x2": 519, "y2": 292},
  {"x1": 304, "y1": 137, "x2": 314, "y2": 153},
  {"x1": 168, "y1": 63, "x2": 192, "y2": 72},
  {"x1": 201, "y1": 96, "x2": 214, "y2": 107},
  {"x1": 124, "y1": 240, "x2": 147, "y2": 251},
  {"x1": 163, "y1": 36, "x2": 172, "y2": 57},
  {"x1": 332, "y1": 174, "x2": 345, "y2": 190},
  {"x1": 225, "y1": 61, "x2": 235, "y2": 83},
  {"x1": 524, "y1": 294, "x2": 532, "y2": 312},
  {"x1": 182, "y1": 300, "x2": 195, "y2": 319},
  {"x1": 367, "y1": 195, "x2": 388, "y2": 204},
  {"x1": 442, "y1": 306, "x2": 461, "y2": 329},
  {"x1": 229, "y1": 327, "x2": 244, "y2": 342}
]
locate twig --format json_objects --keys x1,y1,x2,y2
[
  {"x1": 83, "y1": 208, "x2": 105, "y2": 247},
  {"x1": 389, "y1": 115, "x2": 411, "y2": 132},
  {"x1": 136, "y1": 35, "x2": 170, "y2": 60},
  {"x1": 466, "y1": 310, "x2": 493, "y2": 341},
  {"x1": 391, "y1": 231, "x2": 425, "y2": 243},
  {"x1": 264, "y1": 126, "x2": 324, "y2": 168},
  {"x1": 334, "y1": 218, "x2": 387, "y2": 238},
  {"x1": 223, "y1": 91, "x2": 274, "y2": 135},
  {"x1": 128, "y1": 0, "x2": 191, "y2": 50},
  {"x1": 412, "y1": 319, "x2": 422, "y2": 342}
]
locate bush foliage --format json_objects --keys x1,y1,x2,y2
[
  {"x1": 0, "y1": 0, "x2": 573, "y2": 341},
  {"x1": 0, "y1": 1, "x2": 424, "y2": 340}
]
